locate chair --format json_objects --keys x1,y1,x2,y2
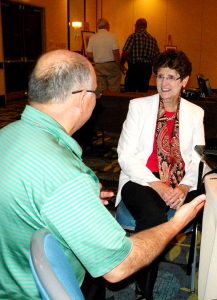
[
  {"x1": 29, "y1": 229, "x2": 85, "y2": 300},
  {"x1": 116, "y1": 198, "x2": 200, "y2": 293},
  {"x1": 116, "y1": 161, "x2": 205, "y2": 293}
]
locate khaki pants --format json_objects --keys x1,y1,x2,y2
[{"x1": 94, "y1": 62, "x2": 121, "y2": 93}]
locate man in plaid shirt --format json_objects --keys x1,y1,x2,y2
[{"x1": 121, "y1": 18, "x2": 160, "y2": 93}]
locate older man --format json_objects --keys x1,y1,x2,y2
[
  {"x1": 86, "y1": 18, "x2": 121, "y2": 94},
  {"x1": 0, "y1": 49, "x2": 205, "y2": 300},
  {"x1": 121, "y1": 18, "x2": 160, "y2": 92}
]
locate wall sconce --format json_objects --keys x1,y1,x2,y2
[
  {"x1": 71, "y1": 22, "x2": 82, "y2": 39},
  {"x1": 72, "y1": 21, "x2": 82, "y2": 29}
]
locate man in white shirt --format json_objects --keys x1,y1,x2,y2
[{"x1": 86, "y1": 18, "x2": 121, "y2": 94}]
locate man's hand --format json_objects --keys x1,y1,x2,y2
[
  {"x1": 120, "y1": 50, "x2": 128, "y2": 74},
  {"x1": 104, "y1": 194, "x2": 205, "y2": 283},
  {"x1": 100, "y1": 190, "x2": 115, "y2": 206},
  {"x1": 120, "y1": 65, "x2": 127, "y2": 75},
  {"x1": 172, "y1": 194, "x2": 206, "y2": 228}
]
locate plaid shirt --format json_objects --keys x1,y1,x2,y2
[{"x1": 123, "y1": 29, "x2": 160, "y2": 64}]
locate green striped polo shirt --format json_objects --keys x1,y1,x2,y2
[{"x1": 0, "y1": 105, "x2": 132, "y2": 299}]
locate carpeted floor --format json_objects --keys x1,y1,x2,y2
[{"x1": 0, "y1": 99, "x2": 200, "y2": 300}]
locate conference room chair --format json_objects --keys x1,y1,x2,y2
[
  {"x1": 115, "y1": 161, "x2": 204, "y2": 294},
  {"x1": 29, "y1": 229, "x2": 85, "y2": 300}
]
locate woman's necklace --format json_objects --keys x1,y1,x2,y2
[
  {"x1": 165, "y1": 114, "x2": 176, "y2": 122},
  {"x1": 162, "y1": 110, "x2": 176, "y2": 122}
]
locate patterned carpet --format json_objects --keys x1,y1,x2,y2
[
  {"x1": 0, "y1": 99, "x2": 200, "y2": 300},
  {"x1": 0, "y1": 98, "x2": 28, "y2": 129}
]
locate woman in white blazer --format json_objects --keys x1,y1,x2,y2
[{"x1": 116, "y1": 50, "x2": 205, "y2": 300}]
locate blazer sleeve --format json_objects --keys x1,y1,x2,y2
[
  {"x1": 117, "y1": 100, "x2": 160, "y2": 186},
  {"x1": 179, "y1": 104, "x2": 205, "y2": 190}
]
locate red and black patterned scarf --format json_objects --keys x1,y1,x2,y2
[{"x1": 155, "y1": 98, "x2": 185, "y2": 187}]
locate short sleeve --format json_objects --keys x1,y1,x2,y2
[{"x1": 41, "y1": 173, "x2": 133, "y2": 277}]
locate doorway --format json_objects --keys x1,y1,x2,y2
[{"x1": 1, "y1": 1, "x2": 45, "y2": 100}]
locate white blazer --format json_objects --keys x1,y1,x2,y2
[{"x1": 115, "y1": 93, "x2": 205, "y2": 206}]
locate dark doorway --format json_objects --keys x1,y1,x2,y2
[{"x1": 1, "y1": 1, "x2": 45, "y2": 99}]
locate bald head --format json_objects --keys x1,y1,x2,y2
[{"x1": 28, "y1": 49, "x2": 95, "y2": 104}]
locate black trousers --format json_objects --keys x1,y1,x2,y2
[
  {"x1": 121, "y1": 180, "x2": 199, "y2": 298},
  {"x1": 124, "y1": 62, "x2": 152, "y2": 93}
]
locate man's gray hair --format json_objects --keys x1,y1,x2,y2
[
  {"x1": 28, "y1": 52, "x2": 93, "y2": 104},
  {"x1": 97, "y1": 18, "x2": 109, "y2": 29}
]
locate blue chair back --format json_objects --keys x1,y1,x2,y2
[{"x1": 29, "y1": 229, "x2": 85, "y2": 300}]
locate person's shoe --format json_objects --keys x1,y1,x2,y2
[
  {"x1": 136, "y1": 294, "x2": 153, "y2": 300},
  {"x1": 135, "y1": 285, "x2": 153, "y2": 300}
]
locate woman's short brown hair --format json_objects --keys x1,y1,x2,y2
[{"x1": 153, "y1": 50, "x2": 192, "y2": 79}]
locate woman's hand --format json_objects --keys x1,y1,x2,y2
[
  {"x1": 164, "y1": 184, "x2": 190, "y2": 209},
  {"x1": 149, "y1": 181, "x2": 174, "y2": 204},
  {"x1": 149, "y1": 181, "x2": 190, "y2": 209}
]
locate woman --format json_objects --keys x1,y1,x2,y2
[{"x1": 115, "y1": 50, "x2": 205, "y2": 300}]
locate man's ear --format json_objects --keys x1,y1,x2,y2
[{"x1": 77, "y1": 90, "x2": 86, "y2": 113}]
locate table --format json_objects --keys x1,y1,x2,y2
[
  {"x1": 198, "y1": 171, "x2": 217, "y2": 300},
  {"x1": 96, "y1": 91, "x2": 217, "y2": 139}
]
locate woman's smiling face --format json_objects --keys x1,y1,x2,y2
[{"x1": 156, "y1": 67, "x2": 189, "y2": 102}]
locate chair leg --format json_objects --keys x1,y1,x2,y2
[
  {"x1": 186, "y1": 221, "x2": 199, "y2": 293},
  {"x1": 190, "y1": 223, "x2": 198, "y2": 293},
  {"x1": 187, "y1": 222, "x2": 196, "y2": 275}
]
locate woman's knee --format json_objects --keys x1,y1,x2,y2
[{"x1": 121, "y1": 181, "x2": 167, "y2": 228}]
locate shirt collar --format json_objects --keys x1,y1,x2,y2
[
  {"x1": 21, "y1": 105, "x2": 83, "y2": 159},
  {"x1": 98, "y1": 29, "x2": 108, "y2": 33}
]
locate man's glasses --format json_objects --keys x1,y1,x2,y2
[
  {"x1": 71, "y1": 90, "x2": 102, "y2": 98},
  {"x1": 156, "y1": 74, "x2": 182, "y2": 82}
]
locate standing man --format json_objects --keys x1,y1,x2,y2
[
  {"x1": 121, "y1": 18, "x2": 160, "y2": 92},
  {"x1": 0, "y1": 49, "x2": 205, "y2": 300},
  {"x1": 86, "y1": 18, "x2": 121, "y2": 94}
]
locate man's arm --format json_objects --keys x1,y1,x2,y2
[
  {"x1": 113, "y1": 49, "x2": 121, "y2": 66},
  {"x1": 103, "y1": 194, "x2": 205, "y2": 283},
  {"x1": 120, "y1": 50, "x2": 128, "y2": 74}
]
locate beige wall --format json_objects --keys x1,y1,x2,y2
[
  {"x1": 69, "y1": 0, "x2": 84, "y2": 52},
  {"x1": 69, "y1": 0, "x2": 97, "y2": 52},
  {"x1": 1, "y1": 0, "x2": 217, "y2": 94},
  {"x1": 102, "y1": 0, "x2": 217, "y2": 89}
]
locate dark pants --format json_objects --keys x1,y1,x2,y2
[
  {"x1": 124, "y1": 62, "x2": 152, "y2": 93},
  {"x1": 121, "y1": 180, "x2": 199, "y2": 299},
  {"x1": 81, "y1": 272, "x2": 106, "y2": 300}
]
